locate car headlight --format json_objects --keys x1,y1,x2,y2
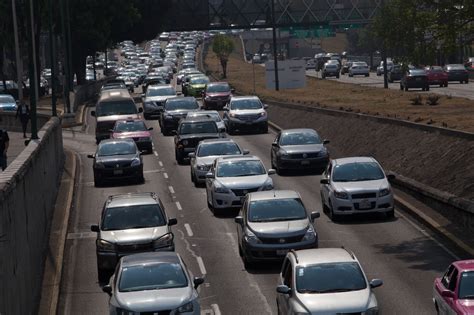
[
  {"x1": 96, "y1": 239, "x2": 116, "y2": 252},
  {"x1": 94, "y1": 161, "x2": 105, "y2": 169},
  {"x1": 379, "y1": 188, "x2": 391, "y2": 197},
  {"x1": 261, "y1": 179, "x2": 273, "y2": 191},
  {"x1": 139, "y1": 137, "x2": 151, "y2": 141},
  {"x1": 131, "y1": 158, "x2": 141, "y2": 167},
  {"x1": 182, "y1": 140, "x2": 189, "y2": 146},
  {"x1": 362, "y1": 307, "x2": 379, "y2": 315},
  {"x1": 260, "y1": 111, "x2": 267, "y2": 117},
  {"x1": 153, "y1": 232, "x2": 174, "y2": 249},
  {"x1": 244, "y1": 228, "x2": 261, "y2": 244},
  {"x1": 177, "y1": 301, "x2": 194, "y2": 313},
  {"x1": 334, "y1": 190, "x2": 349, "y2": 199},
  {"x1": 214, "y1": 182, "x2": 230, "y2": 194},
  {"x1": 303, "y1": 226, "x2": 316, "y2": 241},
  {"x1": 277, "y1": 149, "x2": 288, "y2": 157},
  {"x1": 197, "y1": 164, "x2": 209, "y2": 171}
]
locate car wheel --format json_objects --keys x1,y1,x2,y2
[
  {"x1": 426, "y1": 86, "x2": 430, "y2": 91},
  {"x1": 366, "y1": 73, "x2": 370, "y2": 77},
  {"x1": 227, "y1": 124, "x2": 235, "y2": 135},
  {"x1": 320, "y1": 192, "x2": 329, "y2": 213},
  {"x1": 460, "y1": 80, "x2": 463, "y2": 84},
  {"x1": 175, "y1": 150, "x2": 184, "y2": 165},
  {"x1": 400, "y1": 84, "x2": 403, "y2": 90},
  {"x1": 329, "y1": 201, "x2": 340, "y2": 222},
  {"x1": 138, "y1": 172, "x2": 145, "y2": 184},
  {"x1": 445, "y1": 82, "x2": 448, "y2": 87},
  {"x1": 386, "y1": 209, "x2": 395, "y2": 219},
  {"x1": 261, "y1": 123, "x2": 268, "y2": 134},
  {"x1": 238, "y1": 244, "x2": 243, "y2": 257},
  {"x1": 349, "y1": 74, "x2": 353, "y2": 77},
  {"x1": 404, "y1": 86, "x2": 408, "y2": 91},
  {"x1": 94, "y1": 174, "x2": 102, "y2": 187},
  {"x1": 336, "y1": 74, "x2": 340, "y2": 79},
  {"x1": 243, "y1": 254, "x2": 253, "y2": 269}
]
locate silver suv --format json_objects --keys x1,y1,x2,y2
[
  {"x1": 91, "y1": 192, "x2": 177, "y2": 283},
  {"x1": 276, "y1": 248, "x2": 383, "y2": 314},
  {"x1": 223, "y1": 96, "x2": 268, "y2": 134}
]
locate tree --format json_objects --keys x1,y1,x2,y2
[{"x1": 212, "y1": 35, "x2": 234, "y2": 78}]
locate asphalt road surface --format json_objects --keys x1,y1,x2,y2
[{"x1": 57, "y1": 80, "x2": 464, "y2": 315}]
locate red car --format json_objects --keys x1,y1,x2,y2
[
  {"x1": 111, "y1": 119, "x2": 153, "y2": 153},
  {"x1": 425, "y1": 66, "x2": 449, "y2": 87},
  {"x1": 433, "y1": 260, "x2": 474, "y2": 314},
  {"x1": 202, "y1": 82, "x2": 234, "y2": 110}
]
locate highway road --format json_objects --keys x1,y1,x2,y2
[
  {"x1": 56, "y1": 77, "x2": 466, "y2": 314},
  {"x1": 306, "y1": 69, "x2": 474, "y2": 100}
]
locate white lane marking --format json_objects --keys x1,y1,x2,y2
[
  {"x1": 176, "y1": 201, "x2": 182, "y2": 210},
  {"x1": 159, "y1": 161, "x2": 163, "y2": 167},
  {"x1": 153, "y1": 151, "x2": 158, "y2": 156},
  {"x1": 163, "y1": 172, "x2": 169, "y2": 179},
  {"x1": 211, "y1": 304, "x2": 222, "y2": 315},
  {"x1": 66, "y1": 232, "x2": 96, "y2": 240},
  {"x1": 196, "y1": 256, "x2": 207, "y2": 275},
  {"x1": 168, "y1": 186, "x2": 175, "y2": 194},
  {"x1": 143, "y1": 169, "x2": 161, "y2": 174},
  {"x1": 184, "y1": 223, "x2": 194, "y2": 237}
]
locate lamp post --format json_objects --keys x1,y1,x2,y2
[
  {"x1": 11, "y1": 0, "x2": 23, "y2": 101},
  {"x1": 271, "y1": 0, "x2": 280, "y2": 91},
  {"x1": 28, "y1": 0, "x2": 38, "y2": 139},
  {"x1": 48, "y1": 0, "x2": 57, "y2": 116}
]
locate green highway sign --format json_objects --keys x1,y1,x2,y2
[{"x1": 286, "y1": 27, "x2": 335, "y2": 38}]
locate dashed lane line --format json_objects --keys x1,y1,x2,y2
[
  {"x1": 163, "y1": 172, "x2": 169, "y2": 179},
  {"x1": 196, "y1": 256, "x2": 207, "y2": 275},
  {"x1": 168, "y1": 186, "x2": 175, "y2": 194},
  {"x1": 159, "y1": 161, "x2": 163, "y2": 167},
  {"x1": 176, "y1": 201, "x2": 183, "y2": 210},
  {"x1": 184, "y1": 223, "x2": 194, "y2": 237}
]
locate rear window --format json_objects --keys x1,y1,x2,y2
[
  {"x1": 102, "y1": 203, "x2": 166, "y2": 230},
  {"x1": 206, "y1": 84, "x2": 231, "y2": 93},
  {"x1": 96, "y1": 100, "x2": 137, "y2": 117},
  {"x1": 147, "y1": 87, "x2": 176, "y2": 97},
  {"x1": 114, "y1": 121, "x2": 147, "y2": 132}
]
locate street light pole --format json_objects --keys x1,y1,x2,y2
[
  {"x1": 271, "y1": 0, "x2": 280, "y2": 91},
  {"x1": 48, "y1": 0, "x2": 57, "y2": 116},
  {"x1": 11, "y1": 0, "x2": 23, "y2": 101},
  {"x1": 59, "y1": 0, "x2": 71, "y2": 113},
  {"x1": 28, "y1": 0, "x2": 38, "y2": 139}
]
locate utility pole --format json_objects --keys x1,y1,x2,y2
[
  {"x1": 381, "y1": 0, "x2": 388, "y2": 89},
  {"x1": 66, "y1": 0, "x2": 73, "y2": 92},
  {"x1": 11, "y1": 0, "x2": 23, "y2": 101},
  {"x1": 48, "y1": 0, "x2": 57, "y2": 116},
  {"x1": 28, "y1": 0, "x2": 38, "y2": 139},
  {"x1": 270, "y1": 0, "x2": 280, "y2": 91},
  {"x1": 60, "y1": 0, "x2": 71, "y2": 113}
]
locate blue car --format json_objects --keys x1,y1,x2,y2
[{"x1": 0, "y1": 94, "x2": 17, "y2": 111}]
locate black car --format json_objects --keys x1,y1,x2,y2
[
  {"x1": 444, "y1": 64, "x2": 469, "y2": 84},
  {"x1": 88, "y1": 139, "x2": 144, "y2": 187},
  {"x1": 388, "y1": 65, "x2": 403, "y2": 82},
  {"x1": 160, "y1": 97, "x2": 200, "y2": 135},
  {"x1": 174, "y1": 117, "x2": 224, "y2": 164},
  {"x1": 400, "y1": 69, "x2": 429, "y2": 91}
]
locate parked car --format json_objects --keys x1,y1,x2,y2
[
  {"x1": 0, "y1": 94, "x2": 17, "y2": 111},
  {"x1": 322, "y1": 63, "x2": 340, "y2": 79},
  {"x1": 142, "y1": 84, "x2": 177, "y2": 120},
  {"x1": 102, "y1": 252, "x2": 204, "y2": 315},
  {"x1": 444, "y1": 64, "x2": 469, "y2": 84},
  {"x1": 388, "y1": 64, "x2": 403, "y2": 82},
  {"x1": 400, "y1": 69, "x2": 430, "y2": 91},
  {"x1": 376, "y1": 60, "x2": 394, "y2": 76},
  {"x1": 348, "y1": 61, "x2": 370, "y2": 77},
  {"x1": 202, "y1": 82, "x2": 234, "y2": 110},
  {"x1": 160, "y1": 97, "x2": 200, "y2": 135},
  {"x1": 90, "y1": 192, "x2": 177, "y2": 283},
  {"x1": 320, "y1": 156, "x2": 395, "y2": 221},
  {"x1": 205, "y1": 156, "x2": 275, "y2": 214},
  {"x1": 223, "y1": 96, "x2": 268, "y2": 134},
  {"x1": 189, "y1": 138, "x2": 247, "y2": 186},
  {"x1": 271, "y1": 128, "x2": 330, "y2": 174},
  {"x1": 425, "y1": 66, "x2": 449, "y2": 87},
  {"x1": 433, "y1": 260, "x2": 474, "y2": 315},
  {"x1": 110, "y1": 119, "x2": 153, "y2": 153},
  {"x1": 276, "y1": 248, "x2": 383, "y2": 314},
  {"x1": 87, "y1": 138, "x2": 144, "y2": 187},
  {"x1": 235, "y1": 190, "x2": 320, "y2": 268}
]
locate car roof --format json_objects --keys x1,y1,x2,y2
[
  {"x1": 207, "y1": 82, "x2": 229, "y2": 86},
  {"x1": 216, "y1": 155, "x2": 261, "y2": 162},
  {"x1": 248, "y1": 190, "x2": 301, "y2": 201},
  {"x1": 99, "y1": 89, "x2": 133, "y2": 102},
  {"x1": 453, "y1": 260, "x2": 474, "y2": 272},
  {"x1": 148, "y1": 84, "x2": 173, "y2": 90},
  {"x1": 291, "y1": 248, "x2": 358, "y2": 266},
  {"x1": 106, "y1": 192, "x2": 159, "y2": 208},
  {"x1": 281, "y1": 128, "x2": 317, "y2": 135},
  {"x1": 121, "y1": 251, "x2": 181, "y2": 267},
  {"x1": 198, "y1": 138, "x2": 237, "y2": 145},
  {"x1": 187, "y1": 110, "x2": 219, "y2": 116},
  {"x1": 180, "y1": 116, "x2": 216, "y2": 123},
  {"x1": 230, "y1": 96, "x2": 260, "y2": 101},
  {"x1": 332, "y1": 156, "x2": 377, "y2": 165}
]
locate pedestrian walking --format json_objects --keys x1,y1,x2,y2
[
  {"x1": 0, "y1": 129, "x2": 10, "y2": 171},
  {"x1": 16, "y1": 99, "x2": 30, "y2": 138}
]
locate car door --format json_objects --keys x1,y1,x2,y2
[
  {"x1": 277, "y1": 258, "x2": 293, "y2": 314},
  {"x1": 236, "y1": 198, "x2": 248, "y2": 247},
  {"x1": 206, "y1": 162, "x2": 216, "y2": 200},
  {"x1": 320, "y1": 162, "x2": 332, "y2": 205},
  {"x1": 436, "y1": 265, "x2": 457, "y2": 315},
  {"x1": 271, "y1": 133, "x2": 281, "y2": 165}
]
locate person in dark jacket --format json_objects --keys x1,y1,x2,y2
[
  {"x1": 16, "y1": 100, "x2": 30, "y2": 138},
  {"x1": 0, "y1": 129, "x2": 9, "y2": 171}
]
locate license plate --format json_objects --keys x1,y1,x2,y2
[
  {"x1": 113, "y1": 169, "x2": 123, "y2": 175},
  {"x1": 301, "y1": 160, "x2": 310, "y2": 165},
  {"x1": 277, "y1": 250, "x2": 288, "y2": 256},
  {"x1": 359, "y1": 199, "x2": 371, "y2": 209}
]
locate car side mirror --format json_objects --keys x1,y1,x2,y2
[
  {"x1": 148, "y1": 127, "x2": 153, "y2": 131},
  {"x1": 276, "y1": 285, "x2": 291, "y2": 295},
  {"x1": 271, "y1": 142, "x2": 278, "y2": 147},
  {"x1": 310, "y1": 211, "x2": 320, "y2": 221},
  {"x1": 91, "y1": 110, "x2": 96, "y2": 117},
  {"x1": 188, "y1": 152, "x2": 196, "y2": 158},
  {"x1": 102, "y1": 285, "x2": 112, "y2": 296},
  {"x1": 441, "y1": 290, "x2": 455, "y2": 298},
  {"x1": 193, "y1": 276, "x2": 205, "y2": 289},
  {"x1": 87, "y1": 154, "x2": 95, "y2": 159},
  {"x1": 168, "y1": 218, "x2": 178, "y2": 226},
  {"x1": 263, "y1": 104, "x2": 269, "y2": 109},
  {"x1": 234, "y1": 216, "x2": 243, "y2": 225},
  {"x1": 268, "y1": 169, "x2": 276, "y2": 175},
  {"x1": 205, "y1": 172, "x2": 215, "y2": 179},
  {"x1": 387, "y1": 174, "x2": 396, "y2": 181},
  {"x1": 369, "y1": 279, "x2": 383, "y2": 289},
  {"x1": 90, "y1": 224, "x2": 100, "y2": 232},
  {"x1": 320, "y1": 178, "x2": 329, "y2": 185},
  {"x1": 323, "y1": 139, "x2": 330, "y2": 145},
  {"x1": 138, "y1": 107, "x2": 143, "y2": 113},
  {"x1": 242, "y1": 150, "x2": 250, "y2": 155}
]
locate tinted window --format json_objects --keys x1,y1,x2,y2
[
  {"x1": 179, "y1": 122, "x2": 218, "y2": 135},
  {"x1": 147, "y1": 87, "x2": 176, "y2": 97},
  {"x1": 217, "y1": 160, "x2": 265, "y2": 177},
  {"x1": 96, "y1": 100, "x2": 137, "y2": 117},
  {"x1": 119, "y1": 262, "x2": 188, "y2": 292},
  {"x1": 188, "y1": 112, "x2": 221, "y2": 122},
  {"x1": 97, "y1": 141, "x2": 136, "y2": 156},
  {"x1": 165, "y1": 99, "x2": 199, "y2": 110},
  {"x1": 248, "y1": 198, "x2": 307, "y2": 222},
  {"x1": 230, "y1": 99, "x2": 262, "y2": 110},
  {"x1": 296, "y1": 262, "x2": 367, "y2": 293},
  {"x1": 207, "y1": 84, "x2": 230, "y2": 93},
  {"x1": 332, "y1": 162, "x2": 385, "y2": 182},
  {"x1": 280, "y1": 132, "x2": 321, "y2": 146},
  {"x1": 102, "y1": 204, "x2": 166, "y2": 230},
  {"x1": 197, "y1": 142, "x2": 241, "y2": 157},
  {"x1": 430, "y1": 66, "x2": 443, "y2": 72},
  {"x1": 114, "y1": 121, "x2": 147, "y2": 132},
  {"x1": 458, "y1": 271, "x2": 474, "y2": 299}
]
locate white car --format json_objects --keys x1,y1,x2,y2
[
  {"x1": 205, "y1": 156, "x2": 275, "y2": 214},
  {"x1": 349, "y1": 62, "x2": 370, "y2": 77},
  {"x1": 320, "y1": 157, "x2": 395, "y2": 221}
]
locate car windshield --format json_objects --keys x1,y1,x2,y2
[
  {"x1": 190, "y1": 77, "x2": 210, "y2": 84},
  {"x1": 296, "y1": 262, "x2": 367, "y2": 293},
  {"x1": 448, "y1": 64, "x2": 465, "y2": 70},
  {"x1": 188, "y1": 112, "x2": 221, "y2": 122},
  {"x1": 332, "y1": 162, "x2": 385, "y2": 182},
  {"x1": 459, "y1": 271, "x2": 474, "y2": 299},
  {"x1": 280, "y1": 132, "x2": 321, "y2": 146},
  {"x1": 97, "y1": 141, "x2": 136, "y2": 156},
  {"x1": 119, "y1": 262, "x2": 188, "y2": 292},
  {"x1": 165, "y1": 99, "x2": 199, "y2": 110},
  {"x1": 147, "y1": 87, "x2": 176, "y2": 97},
  {"x1": 96, "y1": 101, "x2": 137, "y2": 117},
  {"x1": 207, "y1": 84, "x2": 230, "y2": 93},
  {"x1": 217, "y1": 160, "x2": 265, "y2": 177},
  {"x1": 179, "y1": 122, "x2": 218, "y2": 134},
  {"x1": 230, "y1": 99, "x2": 262, "y2": 110},
  {"x1": 114, "y1": 121, "x2": 147, "y2": 132},
  {"x1": 0, "y1": 95, "x2": 15, "y2": 103},
  {"x1": 248, "y1": 198, "x2": 307, "y2": 222},
  {"x1": 102, "y1": 204, "x2": 166, "y2": 230},
  {"x1": 430, "y1": 66, "x2": 443, "y2": 72},
  {"x1": 197, "y1": 142, "x2": 241, "y2": 157}
]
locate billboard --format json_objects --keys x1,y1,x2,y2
[{"x1": 265, "y1": 60, "x2": 306, "y2": 90}]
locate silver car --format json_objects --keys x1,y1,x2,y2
[
  {"x1": 91, "y1": 193, "x2": 177, "y2": 283},
  {"x1": 235, "y1": 190, "x2": 320, "y2": 268},
  {"x1": 276, "y1": 248, "x2": 383, "y2": 315},
  {"x1": 348, "y1": 61, "x2": 370, "y2": 77},
  {"x1": 205, "y1": 156, "x2": 275, "y2": 215},
  {"x1": 271, "y1": 128, "x2": 330, "y2": 174},
  {"x1": 320, "y1": 157, "x2": 395, "y2": 221},
  {"x1": 223, "y1": 96, "x2": 268, "y2": 134},
  {"x1": 186, "y1": 110, "x2": 226, "y2": 132},
  {"x1": 103, "y1": 252, "x2": 204, "y2": 315},
  {"x1": 189, "y1": 138, "x2": 248, "y2": 186}
]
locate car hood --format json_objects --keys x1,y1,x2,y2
[
  {"x1": 207, "y1": 92, "x2": 231, "y2": 97},
  {"x1": 145, "y1": 95, "x2": 175, "y2": 102},
  {"x1": 96, "y1": 154, "x2": 137, "y2": 164},
  {"x1": 231, "y1": 109, "x2": 265, "y2": 115},
  {"x1": 116, "y1": 286, "x2": 193, "y2": 312},
  {"x1": 96, "y1": 114, "x2": 139, "y2": 122},
  {"x1": 248, "y1": 219, "x2": 309, "y2": 235},
  {"x1": 454, "y1": 299, "x2": 474, "y2": 313},
  {"x1": 101, "y1": 226, "x2": 169, "y2": 244},
  {"x1": 332, "y1": 179, "x2": 388, "y2": 193},
  {"x1": 299, "y1": 288, "x2": 372, "y2": 314},
  {"x1": 281, "y1": 144, "x2": 325, "y2": 154},
  {"x1": 217, "y1": 174, "x2": 269, "y2": 188},
  {"x1": 112, "y1": 131, "x2": 151, "y2": 138}
]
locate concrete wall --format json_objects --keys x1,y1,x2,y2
[{"x1": 0, "y1": 116, "x2": 63, "y2": 315}]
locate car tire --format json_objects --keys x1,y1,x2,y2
[
  {"x1": 366, "y1": 73, "x2": 370, "y2": 77},
  {"x1": 243, "y1": 254, "x2": 253, "y2": 269},
  {"x1": 426, "y1": 86, "x2": 430, "y2": 91},
  {"x1": 320, "y1": 192, "x2": 329, "y2": 213},
  {"x1": 386, "y1": 209, "x2": 395, "y2": 219},
  {"x1": 400, "y1": 84, "x2": 403, "y2": 90},
  {"x1": 238, "y1": 244, "x2": 243, "y2": 257},
  {"x1": 329, "y1": 201, "x2": 340, "y2": 222},
  {"x1": 93, "y1": 174, "x2": 102, "y2": 187},
  {"x1": 336, "y1": 74, "x2": 340, "y2": 79},
  {"x1": 261, "y1": 123, "x2": 268, "y2": 134},
  {"x1": 445, "y1": 82, "x2": 448, "y2": 87},
  {"x1": 227, "y1": 124, "x2": 235, "y2": 135},
  {"x1": 175, "y1": 149, "x2": 184, "y2": 165},
  {"x1": 138, "y1": 172, "x2": 145, "y2": 184},
  {"x1": 349, "y1": 74, "x2": 353, "y2": 77},
  {"x1": 404, "y1": 86, "x2": 408, "y2": 91}
]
